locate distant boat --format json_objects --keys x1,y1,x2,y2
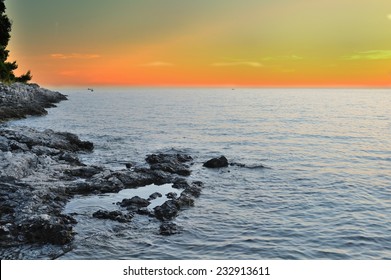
[{"x1": 87, "y1": 88, "x2": 94, "y2": 92}]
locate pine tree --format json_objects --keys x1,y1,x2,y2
[{"x1": 0, "y1": 0, "x2": 32, "y2": 83}]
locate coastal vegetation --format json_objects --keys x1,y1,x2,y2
[{"x1": 0, "y1": 0, "x2": 31, "y2": 84}]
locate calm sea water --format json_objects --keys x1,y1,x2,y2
[{"x1": 12, "y1": 88, "x2": 391, "y2": 259}]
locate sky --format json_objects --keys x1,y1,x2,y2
[{"x1": 5, "y1": 0, "x2": 391, "y2": 87}]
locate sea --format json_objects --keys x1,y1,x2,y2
[{"x1": 10, "y1": 88, "x2": 391, "y2": 259}]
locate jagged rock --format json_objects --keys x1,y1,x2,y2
[
  {"x1": 146, "y1": 153, "x2": 193, "y2": 176},
  {"x1": 19, "y1": 214, "x2": 76, "y2": 245},
  {"x1": 0, "y1": 83, "x2": 67, "y2": 122},
  {"x1": 0, "y1": 152, "x2": 38, "y2": 179},
  {"x1": 159, "y1": 222, "x2": 182, "y2": 236},
  {"x1": 0, "y1": 85, "x2": 205, "y2": 256},
  {"x1": 166, "y1": 192, "x2": 178, "y2": 199},
  {"x1": 182, "y1": 181, "x2": 203, "y2": 198},
  {"x1": 58, "y1": 152, "x2": 84, "y2": 166},
  {"x1": 172, "y1": 178, "x2": 190, "y2": 189},
  {"x1": 154, "y1": 200, "x2": 179, "y2": 221},
  {"x1": 148, "y1": 192, "x2": 162, "y2": 200},
  {"x1": 119, "y1": 196, "x2": 150, "y2": 208},
  {"x1": 137, "y1": 207, "x2": 154, "y2": 216},
  {"x1": 113, "y1": 169, "x2": 171, "y2": 188},
  {"x1": 203, "y1": 156, "x2": 229, "y2": 168},
  {"x1": 65, "y1": 166, "x2": 104, "y2": 178},
  {"x1": 66, "y1": 180, "x2": 123, "y2": 195},
  {"x1": 175, "y1": 193, "x2": 195, "y2": 208},
  {"x1": 31, "y1": 145, "x2": 61, "y2": 156},
  {"x1": 0, "y1": 126, "x2": 93, "y2": 153},
  {"x1": 92, "y1": 210, "x2": 133, "y2": 223}
]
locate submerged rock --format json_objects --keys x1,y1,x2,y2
[
  {"x1": 159, "y1": 222, "x2": 182, "y2": 236},
  {"x1": 203, "y1": 156, "x2": 229, "y2": 168}
]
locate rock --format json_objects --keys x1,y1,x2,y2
[
  {"x1": 119, "y1": 196, "x2": 150, "y2": 208},
  {"x1": 203, "y1": 156, "x2": 229, "y2": 168},
  {"x1": 20, "y1": 214, "x2": 76, "y2": 245},
  {"x1": 148, "y1": 192, "x2": 162, "y2": 200},
  {"x1": 0, "y1": 126, "x2": 93, "y2": 153},
  {"x1": 175, "y1": 193, "x2": 195, "y2": 208},
  {"x1": 92, "y1": 210, "x2": 133, "y2": 223},
  {"x1": 0, "y1": 88, "x2": 206, "y2": 257},
  {"x1": 0, "y1": 83, "x2": 67, "y2": 122},
  {"x1": 182, "y1": 181, "x2": 203, "y2": 198},
  {"x1": 159, "y1": 222, "x2": 182, "y2": 236},
  {"x1": 146, "y1": 153, "x2": 192, "y2": 176},
  {"x1": 154, "y1": 200, "x2": 179, "y2": 221},
  {"x1": 113, "y1": 168, "x2": 172, "y2": 188},
  {"x1": 137, "y1": 207, "x2": 154, "y2": 216},
  {"x1": 172, "y1": 178, "x2": 190, "y2": 189},
  {"x1": 0, "y1": 152, "x2": 38, "y2": 179},
  {"x1": 65, "y1": 166, "x2": 104, "y2": 178},
  {"x1": 66, "y1": 180, "x2": 123, "y2": 195},
  {"x1": 58, "y1": 152, "x2": 84, "y2": 166},
  {"x1": 166, "y1": 192, "x2": 178, "y2": 199}
]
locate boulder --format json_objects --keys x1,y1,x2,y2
[
  {"x1": 203, "y1": 156, "x2": 229, "y2": 168},
  {"x1": 154, "y1": 200, "x2": 179, "y2": 221}
]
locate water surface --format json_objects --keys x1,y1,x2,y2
[{"x1": 11, "y1": 88, "x2": 391, "y2": 259}]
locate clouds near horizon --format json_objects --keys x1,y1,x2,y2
[{"x1": 5, "y1": 0, "x2": 391, "y2": 87}]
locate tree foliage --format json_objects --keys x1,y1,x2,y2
[{"x1": 0, "y1": 0, "x2": 32, "y2": 83}]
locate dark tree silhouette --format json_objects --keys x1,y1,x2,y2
[{"x1": 0, "y1": 0, "x2": 31, "y2": 83}]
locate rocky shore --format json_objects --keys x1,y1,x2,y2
[
  {"x1": 0, "y1": 83, "x2": 205, "y2": 259},
  {"x1": 0, "y1": 83, "x2": 67, "y2": 122}
]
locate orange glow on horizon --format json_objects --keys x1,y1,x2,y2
[{"x1": 7, "y1": 0, "x2": 391, "y2": 88}]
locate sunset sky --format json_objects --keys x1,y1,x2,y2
[{"x1": 6, "y1": 0, "x2": 391, "y2": 87}]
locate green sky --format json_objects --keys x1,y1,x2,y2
[{"x1": 6, "y1": 0, "x2": 391, "y2": 86}]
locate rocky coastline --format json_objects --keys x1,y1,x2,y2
[
  {"x1": 0, "y1": 83, "x2": 205, "y2": 259},
  {"x1": 0, "y1": 83, "x2": 67, "y2": 122}
]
